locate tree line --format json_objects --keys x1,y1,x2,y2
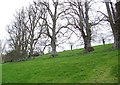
[{"x1": 1, "y1": 0, "x2": 119, "y2": 62}]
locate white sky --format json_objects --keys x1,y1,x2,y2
[
  {"x1": 0, "y1": 0, "x2": 33, "y2": 40},
  {"x1": 0, "y1": 0, "x2": 116, "y2": 40},
  {"x1": 0, "y1": 0, "x2": 116, "y2": 52}
]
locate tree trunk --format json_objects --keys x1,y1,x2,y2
[
  {"x1": 115, "y1": 1, "x2": 120, "y2": 49},
  {"x1": 105, "y1": 2, "x2": 119, "y2": 49},
  {"x1": 83, "y1": 2, "x2": 94, "y2": 53},
  {"x1": 50, "y1": 2, "x2": 58, "y2": 57},
  {"x1": 29, "y1": 41, "x2": 34, "y2": 57},
  {"x1": 112, "y1": 31, "x2": 119, "y2": 49},
  {"x1": 71, "y1": 45, "x2": 73, "y2": 50},
  {"x1": 84, "y1": 36, "x2": 94, "y2": 53},
  {"x1": 51, "y1": 38, "x2": 57, "y2": 57}
]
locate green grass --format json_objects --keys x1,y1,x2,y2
[
  {"x1": 0, "y1": 64, "x2": 2, "y2": 84},
  {"x1": 2, "y1": 44, "x2": 119, "y2": 83}
]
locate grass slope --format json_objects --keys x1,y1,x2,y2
[{"x1": 2, "y1": 44, "x2": 118, "y2": 83}]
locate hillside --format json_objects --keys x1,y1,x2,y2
[{"x1": 2, "y1": 44, "x2": 119, "y2": 83}]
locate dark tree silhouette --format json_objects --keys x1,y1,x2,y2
[
  {"x1": 115, "y1": 1, "x2": 120, "y2": 49},
  {"x1": 66, "y1": 0, "x2": 103, "y2": 52},
  {"x1": 104, "y1": 0, "x2": 120, "y2": 49}
]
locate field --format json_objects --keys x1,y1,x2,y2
[
  {"x1": 2, "y1": 44, "x2": 119, "y2": 83},
  {"x1": 0, "y1": 64, "x2": 2, "y2": 84}
]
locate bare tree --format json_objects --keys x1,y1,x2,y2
[
  {"x1": 38, "y1": 0, "x2": 69, "y2": 57},
  {"x1": 103, "y1": 0, "x2": 120, "y2": 49},
  {"x1": 7, "y1": 8, "x2": 28, "y2": 56},
  {"x1": 66, "y1": 0, "x2": 104, "y2": 52},
  {"x1": 6, "y1": 1, "x2": 48, "y2": 61},
  {"x1": 35, "y1": 34, "x2": 50, "y2": 55},
  {"x1": 24, "y1": 2, "x2": 46, "y2": 56}
]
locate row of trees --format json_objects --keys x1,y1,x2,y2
[{"x1": 6, "y1": 0, "x2": 119, "y2": 60}]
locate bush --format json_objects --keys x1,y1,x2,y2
[
  {"x1": 32, "y1": 52, "x2": 40, "y2": 57},
  {"x1": 4, "y1": 50, "x2": 28, "y2": 63}
]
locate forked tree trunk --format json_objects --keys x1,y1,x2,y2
[
  {"x1": 83, "y1": 2, "x2": 94, "y2": 53},
  {"x1": 50, "y1": 1, "x2": 58, "y2": 57},
  {"x1": 105, "y1": 1, "x2": 119, "y2": 49}
]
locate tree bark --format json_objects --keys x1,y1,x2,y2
[
  {"x1": 84, "y1": 2, "x2": 94, "y2": 52},
  {"x1": 105, "y1": 2, "x2": 119, "y2": 49},
  {"x1": 30, "y1": 44, "x2": 33, "y2": 56},
  {"x1": 115, "y1": 1, "x2": 120, "y2": 49},
  {"x1": 51, "y1": 18, "x2": 57, "y2": 57},
  {"x1": 51, "y1": 38, "x2": 57, "y2": 57},
  {"x1": 83, "y1": 35, "x2": 94, "y2": 53},
  {"x1": 80, "y1": 1, "x2": 94, "y2": 53},
  {"x1": 50, "y1": 1, "x2": 58, "y2": 57}
]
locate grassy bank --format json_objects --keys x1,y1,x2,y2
[{"x1": 2, "y1": 44, "x2": 118, "y2": 83}]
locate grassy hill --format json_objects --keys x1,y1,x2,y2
[{"x1": 2, "y1": 44, "x2": 119, "y2": 83}]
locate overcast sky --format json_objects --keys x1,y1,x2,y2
[
  {"x1": 0, "y1": 0, "x2": 116, "y2": 51},
  {"x1": 0, "y1": 0, "x2": 116, "y2": 40},
  {"x1": 0, "y1": 0, "x2": 33, "y2": 40}
]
